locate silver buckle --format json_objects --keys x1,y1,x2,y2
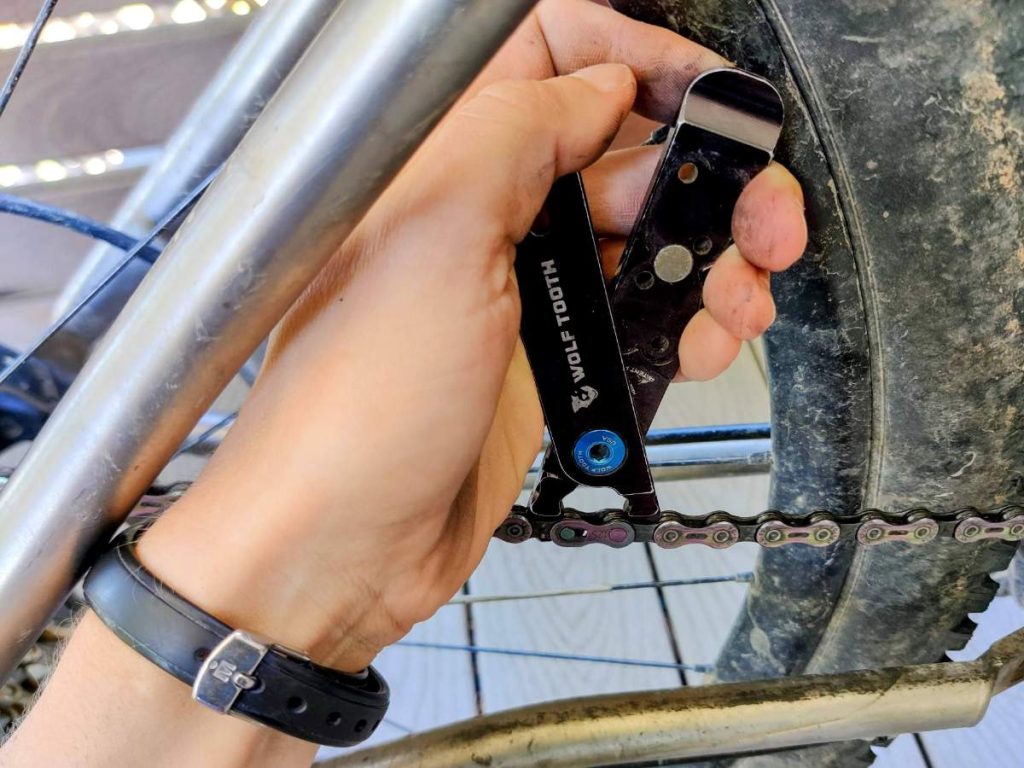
[
  {"x1": 193, "y1": 630, "x2": 268, "y2": 714},
  {"x1": 192, "y1": 630, "x2": 310, "y2": 715}
]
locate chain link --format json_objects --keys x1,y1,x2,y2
[
  {"x1": 495, "y1": 504, "x2": 1024, "y2": 549},
  {"x1": 8, "y1": 473, "x2": 1021, "y2": 551}
]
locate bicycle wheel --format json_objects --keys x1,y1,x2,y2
[{"x1": 612, "y1": 0, "x2": 1023, "y2": 765}]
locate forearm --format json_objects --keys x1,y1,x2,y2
[{"x1": 0, "y1": 478, "x2": 399, "y2": 768}]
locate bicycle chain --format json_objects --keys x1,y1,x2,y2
[
  {"x1": 11, "y1": 476, "x2": 1020, "y2": 552},
  {"x1": 495, "y1": 504, "x2": 1024, "y2": 549},
  {"x1": 137, "y1": 483, "x2": 1024, "y2": 550}
]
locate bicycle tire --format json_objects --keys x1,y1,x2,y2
[{"x1": 612, "y1": 0, "x2": 1023, "y2": 765}]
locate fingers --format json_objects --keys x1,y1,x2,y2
[
  {"x1": 537, "y1": 0, "x2": 726, "y2": 122},
  {"x1": 402, "y1": 64, "x2": 638, "y2": 248},
  {"x1": 582, "y1": 145, "x2": 660, "y2": 236},
  {"x1": 677, "y1": 309, "x2": 742, "y2": 381},
  {"x1": 462, "y1": 0, "x2": 725, "y2": 120},
  {"x1": 690, "y1": 164, "x2": 802, "y2": 357},
  {"x1": 677, "y1": 164, "x2": 803, "y2": 379},
  {"x1": 732, "y1": 163, "x2": 807, "y2": 271},
  {"x1": 703, "y1": 245, "x2": 776, "y2": 341},
  {"x1": 587, "y1": 154, "x2": 804, "y2": 385}
]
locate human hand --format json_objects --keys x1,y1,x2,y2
[{"x1": 139, "y1": 0, "x2": 807, "y2": 673}]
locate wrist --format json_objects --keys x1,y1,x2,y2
[
  {"x1": 136, "y1": 481, "x2": 412, "y2": 673},
  {"x1": 7, "y1": 612, "x2": 315, "y2": 768}
]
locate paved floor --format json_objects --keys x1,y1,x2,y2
[{"x1": 314, "y1": 353, "x2": 1023, "y2": 767}]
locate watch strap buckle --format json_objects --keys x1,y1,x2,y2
[{"x1": 192, "y1": 630, "x2": 271, "y2": 714}]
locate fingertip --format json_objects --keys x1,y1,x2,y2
[
  {"x1": 569, "y1": 64, "x2": 638, "y2": 130},
  {"x1": 677, "y1": 309, "x2": 742, "y2": 381},
  {"x1": 733, "y1": 163, "x2": 807, "y2": 272}
]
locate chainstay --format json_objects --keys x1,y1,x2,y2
[{"x1": 495, "y1": 504, "x2": 1024, "y2": 549}]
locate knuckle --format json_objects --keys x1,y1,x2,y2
[
  {"x1": 738, "y1": 291, "x2": 775, "y2": 339},
  {"x1": 707, "y1": 274, "x2": 772, "y2": 340}
]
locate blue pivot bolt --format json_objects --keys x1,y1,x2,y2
[{"x1": 573, "y1": 429, "x2": 627, "y2": 476}]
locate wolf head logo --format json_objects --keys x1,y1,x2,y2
[{"x1": 571, "y1": 385, "x2": 599, "y2": 413}]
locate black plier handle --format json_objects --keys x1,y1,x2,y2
[{"x1": 514, "y1": 68, "x2": 784, "y2": 538}]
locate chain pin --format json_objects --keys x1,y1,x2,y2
[{"x1": 494, "y1": 514, "x2": 533, "y2": 544}]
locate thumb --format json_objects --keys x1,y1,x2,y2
[{"x1": 395, "y1": 63, "x2": 637, "y2": 244}]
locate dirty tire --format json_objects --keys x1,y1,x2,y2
[{"x1": 613, "y1": 0, "x2": 1023, "y2": 765}]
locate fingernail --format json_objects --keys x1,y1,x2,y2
[{"x1": 573, "y1": 63, "x2": 635, "y2": 94}]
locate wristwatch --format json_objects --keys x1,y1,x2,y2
[{"x1": 84, "y1": 521, "x2": 390, "y2": 747}]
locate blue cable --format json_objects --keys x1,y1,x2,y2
[
  {"x1": 0, "y1": 168, "x2": 218, "y2": 388},
  {"x1": 0, "y1": 194, "x2": 161, "y2": 263}
]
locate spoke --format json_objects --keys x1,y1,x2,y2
[
  {"x1": 174, "y1": 410, "x2": 238, "y2": 458},
  {"x1": 0, "y1": 287, "x2": 59, "y2": 302},
  {"x1": 0, "y1": 0, "x2": 60, "y2": 119},
  {"x1": 446, "y1": 573, "x2": 753, "y2": 605},
  {"x1": 382, "y1": 718, "x2": 414, "y2": 735},
  {"x1": 0, "y1": 169, "x2": 218, "y2": 389},
  {"x1": 395, "y1": 641, "x2": 714, "y2": 674}
]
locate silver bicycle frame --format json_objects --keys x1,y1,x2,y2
[
  {"x1": 324, "y1": 624, "x2": 1024, "y2": 767},
  {"x1": 50, "y1": 0, "x2": 344, "y2": 366},
  {"x1": 0, "y1": 0, "x2": 538, "y2": 680}
]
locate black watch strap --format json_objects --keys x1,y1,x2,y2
[{"x1": 83, "y1": 523, "x2": 389, "y2": 747}]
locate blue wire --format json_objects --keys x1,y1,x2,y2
[
  {"x1": 0, "y1": 168, "x2": 219, "y2": 388},
  {"x1": 0, "y1": 0, "x2": 62, "y2": 119},
  {"x1": 0, "y1": 194, "x2": 162, "y2": 263}
]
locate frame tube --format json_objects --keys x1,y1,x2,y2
[
  {"x1": 0, "y1": 0, "x2": 537, "y2": 679},
  {"x1": 324, "y1": 645, "x2": 1021, "y2": 767},
  {"x1": 54, "y1": 0, "x2": 343, "y2": 323}
]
